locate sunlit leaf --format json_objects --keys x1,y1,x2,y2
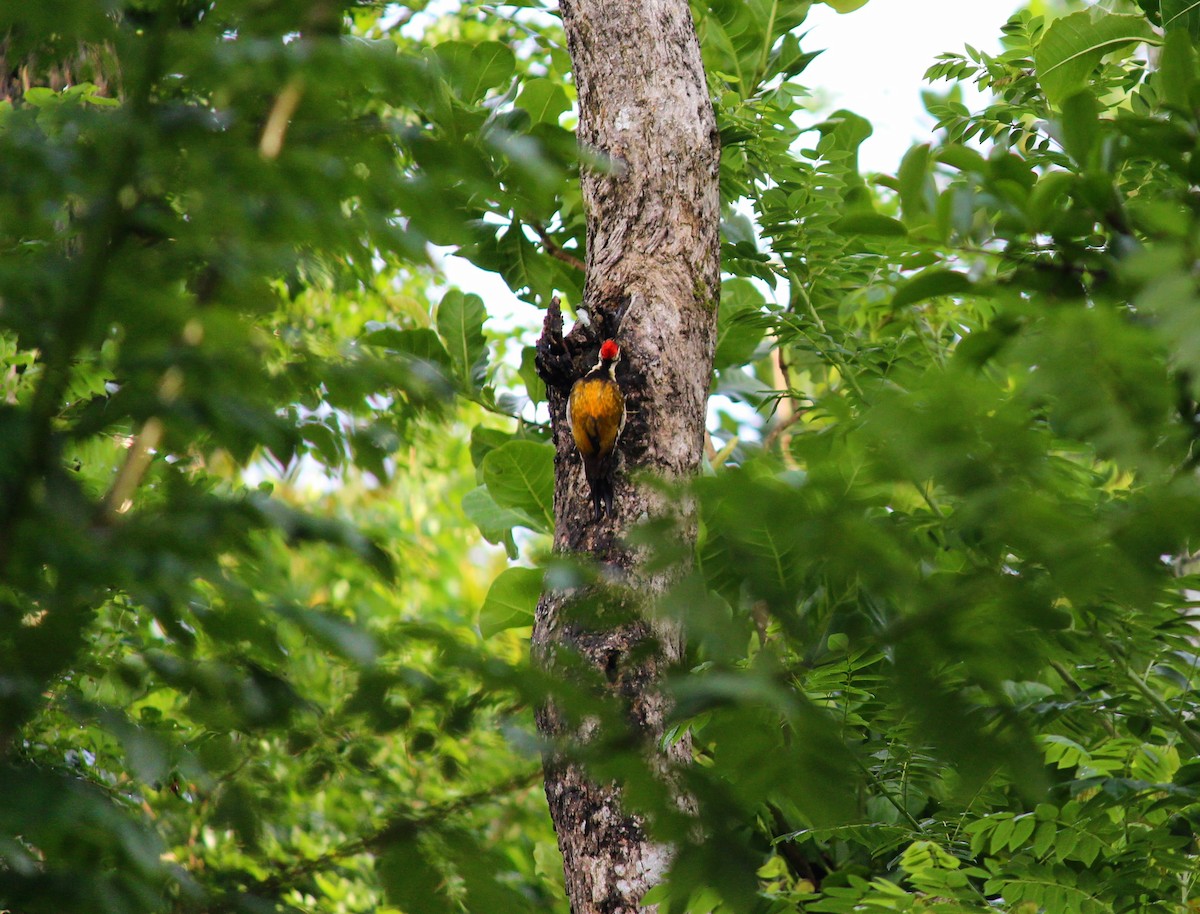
[
  {"x1": 437, "y1": 289, "x2": 489, "y2": 389},
  {"x1": 479, "y1": 566, "x2": 542, "y2": 637}
]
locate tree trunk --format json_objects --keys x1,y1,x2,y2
[{"x1": 533, "y1": 0, "x2": 720, "y2": 911}]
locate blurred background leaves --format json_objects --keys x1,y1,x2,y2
[{"x1": 5, "y1": 1, "x2": 1200, "y2": 913}]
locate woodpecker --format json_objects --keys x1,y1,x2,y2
[{"x1": 566, "y1": 339, "x2": 626, "y2": 520}]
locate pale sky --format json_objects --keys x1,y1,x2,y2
[
  {"x1": 803, "y1": 0, "x2": 1027, "y2": 170},
  {"x1": 443, "y1": 1, "x2": 1029, "y2": 320}
]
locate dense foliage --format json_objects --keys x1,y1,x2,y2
[
  {"x1": 0, "y1": 2, "x2": 571, "y2": 911},
  {"x1": 4, "y1": 0, "x2": 1200, "y2": 913}
]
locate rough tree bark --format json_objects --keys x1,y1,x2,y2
[{"x1": 533, "y1": 0, "x2": 720, "y2": 912}]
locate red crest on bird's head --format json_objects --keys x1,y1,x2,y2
[{"x1": 599, "y1": 339, "x2": 620, "y2": 361}]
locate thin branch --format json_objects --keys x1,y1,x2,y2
[
  {"x1": 191, "y1": 768, "x2": 543, "y2": 913},
  {"x1": 787, "y1": 276, "x2": 866, "y2": 400},
  {"x1": 1048, "y1": 659, "x2": 1118, "y2": 739},
  {"x1": 763, "y1": 408, "x2": 808, "y2": 454},
  {"x1": 101, "y1": 417, "x2": 164, "y2": 520},
  {"x1": 529, "y1": 221, "x2": 586, "y2": 272},
  {"x1": 762, "y1": 338, "x2": 812, "y2": 460},
  {"x1": 259, "y1": 77, "x2": 305, "y2": 159},
  {"x1": 1095, "y1": 632, "x2": 1200, "y2": 756},
  {"x1": 851, "y1": 753, "x2": 926, "y2": 834}
]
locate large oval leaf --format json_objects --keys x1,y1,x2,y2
[
  {"x1": 436, "y1": 290, "x2": 488, "y2": 389},
  {"x1": 462, "y1": 485, "x2": 540, "y2": 544},
  {"x1": 430, "y1": 41, "x2": 515, "y2": 104},
  {"x1": 362, "y1": 325, "x2": 452, "y2": 368},
  {"x1": 1035, "y1": 11, "x2": 1157, "y2": 107},
  {"x1": 1162, "y1": 0, "x2": 1200, "y2": 38},
  {"x1": 516, "y1": 77, "x2": 570, "y2": 124},
  {"x1": 481, "y1": 441, "x2": 554, "y2": 533},
  {"x1": 479, "y1": 567, "x2": 543, "y2": 637}
]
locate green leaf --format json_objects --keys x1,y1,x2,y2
[
  {"x1": 301, "y1": 420, "x2": 344, "y2": 466},
  {"x1": 722, "y1": 210, "x2": 757, "y2": 245},
  {"x1": 821, "y1": 0, "x2": 871, "y2": 13},
  {"x1": 816, "y1": 109, "x2": 874, "y2": 182},
  {"x1": 1159, "y1": 26, "x2": 1198, "y2": 109},
  {"x1": 1007, "y1": 814, "x2": 1036, "y2": 852},
  {"x1": 936, "y1": 144, "x2": 987, "y2": 173},
  {"x1": 516, "y1": 77, "x2": 570, "y2": 124},
  {"x1": 891, "y1": 268, "x2": 974, "y2": 309},
  {"x1": 714, "y1": 278, "x2": 766, "y2": 369},
  {"x1": 495, "y1": 222, "x2": 557, "y2": 301},
  {"x1": 1028, "y1": 171, "x2": 1077, "y2": 231},
  {"x1": 379, "y1": 837, "x2": 456, "y2": 914},
  {"x1": 896, "y1": 143, "x2": 932, "y2": 225},
  {"x1": 362, "y1": 325, "x2": 452, "y2": 368},
  {"x1": 519, "y1": 345, "x2": 546, "y2": 404},
  {"x1": 899, "y1": 839, "x2": 959, "y2": 874},
  {"x1": 436, "y1": 290, "x2": 488, "y2": 388},
  {"x1": 989, "y1": 817, "x2": 1015, "y2": 855},
  {"x1": 278, "y1": 606, "x2": 378, "y2": 665},
  {"x1": 23, "y1": 86, "x2": 57, "y2": 107},
  {"x1": 462, "y1": 485, "x2": 541, "y2": 544},
  {"x1": 1032, "y1": 819, "x2": 1056, "y2": 858},
  {"x1": 103, "y1": 713, "x2": 173, "y2": 785},
  {"x1": 481, "y1": 441, "x2": 554, "y2": 533},
  {"x1": 214, "y1": 783, "x2": 262, "y2": 849},
  {"x1": 640, "y1": 884, "x2": 670, "y2": 906},
  {"x1": 444, "y1": 828, "x2": 542, "y2": 914},
  {"x1": 470, "y1": 424, "x2": 519, "y2": 470},
  {"x1": 1035, "y1": 11, "x2": 1158, "y2": 107},
  {"x1": 696, "y1": 473, "x2": 808, "y2": 610},
  {"x1": 1173, "y1": 759, "x2": 1200, "y2": 786},
  {"x1": 431, "y1": 40, "x2": 516, "y2": 103},
  {"x1": 768, "y1": 33, "x2": 821, "y2": 82},
  {"x1": 831, "y1": 212, "x2": 908, "y2": 237},
  {"x1": 479, "y1": 566, "x2": 542, "y2": 637},
  {"x1": 1059, "y1": 91, "x2": 1099, "y2": 166},
  {"x1": 1162, "y1": 0, "x2": 1200, "y2": 37}
]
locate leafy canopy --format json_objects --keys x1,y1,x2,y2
[{"x1": 4, "y1": 1, "x2": 1200, "y2": 914}]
